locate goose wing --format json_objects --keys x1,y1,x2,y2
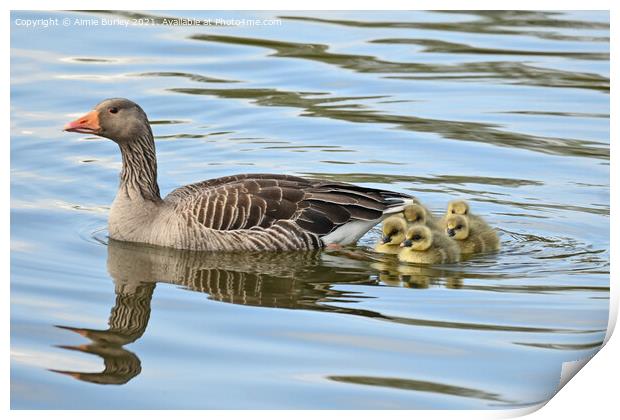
[{"x1": 166, "y1": 174, "x2": 413, "y2": 237}]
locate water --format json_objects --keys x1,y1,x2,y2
[{"x1": 10, "y1": 10, "x2": 609, "y2": 409}]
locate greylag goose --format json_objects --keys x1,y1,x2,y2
[{"x1": 64, "y1": 98, "x2": 415, "y2": 251}]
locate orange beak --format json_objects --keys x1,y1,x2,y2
[{"x1": 63, "y1": 110, "x2": 101, "y2": 134}]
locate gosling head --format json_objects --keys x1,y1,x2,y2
[
  {"x1": 381, "y1": 216, "x2": 407, "y2": 245},
  {"x1": 445, "y1": 214, "x2": 469, "y2": 240},
  {"x1": 447, "y1": 200, "x2": 470, "y2": 216},
  {"x1": 400, "y1": 225, "x2": 433, "y2": 251},
  {"x1": 403, "y1": 204, "x2": 427, "y2": 224},
  {"x1": 64, "y1": 98, "x2": 151, "y2": 144}
]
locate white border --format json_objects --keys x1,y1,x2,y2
[{"x1": 5, "y1": 1, "x2": 616, "y2": 419}]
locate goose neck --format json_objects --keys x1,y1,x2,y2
[{"x1": 118, "y1": 133, "x2": 161, "y2": 202}]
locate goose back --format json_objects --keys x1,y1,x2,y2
[{"x1": 160, "y1": 173, "x2": 413, "y2": 251}]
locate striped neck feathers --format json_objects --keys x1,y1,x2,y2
[{"x1": 118, "y1": 128, "x2": 161, "y2": 202}]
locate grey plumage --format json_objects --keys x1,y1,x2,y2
[
  {"x1": 164, "y1": 173, "x2": 412, "y2": 251},
  {"x1": 65, "y1": 98, "x2": 415, "y2": 251}
]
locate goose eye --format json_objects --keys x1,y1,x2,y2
[
  {"x1": 412, "y1": 234, "x2": 422, "y2": 241},
  {"x1": 108, "y1": 107, "x2": 119, "y2": 114},
  {"x1": 451, "y1": 210, "x2": 455, "y2": 214},
  {"x1": 456, "y1": 225, "x2": 463, "y2": 229}
]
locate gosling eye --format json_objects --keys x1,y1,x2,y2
[
  {"x1": 412, "y1": 234, "x2": 422, "y2": 241},
  {"x1": 451, "y1": 210, "x2": 455, "y2": 214},
  {"x1": 456, "y1": 225, "x2": 463, "y2": 229},
  {"x1": 108, "y1": 107, "x2": 119, "y2": 114}
]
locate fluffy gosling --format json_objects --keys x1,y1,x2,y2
[
  {"x1": 445, "y1": 214, "x2": 500, "y2": 254},
  {"x1": 375, "y1": 216, "x2": 407, "y2": 254},
  {"x1": 403, "y1": 203, "x2": 442, "y2": 231},
  {"x1": 398, "y1": 225, "x2": 460, "y2": 264},
  {"x1": 442, "y1": 199, "x2": 490, "y2": 230}
]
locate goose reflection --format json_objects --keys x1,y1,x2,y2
[
  {"x1": 51, "y1": 283, "x2": 152, "y2": 385},
  {"x1": 53, "y1": 239, "x2": 465, "y2": 385}
]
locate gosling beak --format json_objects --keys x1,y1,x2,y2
[
  {"x1": 401, "y1": 239, "x2": 412, "y2": 248},
  {"x1": 447, "y1": 228, "x2": 455, "y2": 237},
  {"x1": 382, "y1": 235, "x2": 392, "y2": 244},
  {"x1": 63, "y1": 110, "x2": 101, "y2": 134}
]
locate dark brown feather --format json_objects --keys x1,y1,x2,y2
[
  {"x1": 297, "y1": 207, "x2": 336, "y2": 235},
  {"x1": 307, "y1": 201, "x2": 350, "y2": 224},
  {"x1": 345, "y1": 206, "x2": 384, "y2": 221},
  {"x1": 166, "y1": 174, "x2": 413, "y2": 239}
]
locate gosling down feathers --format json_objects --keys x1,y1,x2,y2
[
  {"x1": 441, "y1": 199, "x2": 490, "y2": 230},
  {"x1": 64, "y1": 98, "x2": 416, "y2": 251},
  {"x1": 445, "y1": 214, "x2": 500, "y2": 254},
  {"x1": 398, "y1": 225, "x2": 460, "y2": 264},
  {"x1": 403, "y1": 203, "x2": 441, "y2": 231},
  {"x1": 374, "y1": 215, "x2": 407, "y2": 254}
]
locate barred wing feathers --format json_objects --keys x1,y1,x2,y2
[{"x1": 166, "y1": 173, "x2": 413, "y2": 249}]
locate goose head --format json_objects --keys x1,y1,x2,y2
[
  {"x1": 64, "y1": 98, "x2": 151, "y2": 143},
  {"x1": 381, "y1": 216, "x2": 407, "y2": 245},
  {"x1": 447, "y1": 199, "x2": 470, "y2": 216},
  {"x1": 445, "y1": 214, "x2": 469, "y2": 240},
  {"x1": 401, "y1": 225, "x2": 433, "y2": 251},
  {"x1": 403, "y1": 204, "x2": 427, "y2": 224}
]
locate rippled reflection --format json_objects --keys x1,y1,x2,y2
[
  {"x1": 50, "y1": 239, "x2": 474, "y2": 385},
  {"x1": 52, "y1": 284, "x2": 152, "y2": 385},
  {"x1": 52, "y1": 231, "x2": 607, "y2": 386},
  {"x1": 165, "y1": 83, "x2": 608, "y2": 160},
  {"x1": 52, "y1": 240, "x2": 381, "y2": 385},
  {"x1": 188, "y1": 33, "x2": 609, "y2": 93},
  {"x1": 328, "y1": 375, "x2": 510, "y2": 403},
  {"x1": 280, "y1": 11, "x2": 610, "y2": 42}
]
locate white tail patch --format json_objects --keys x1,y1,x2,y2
[
  {"x1": 321, "y1": 219, "x2": 380, "y2": 245},
  {"x1": 321, "y1": 198, "x2": 415, "y2": 246}
]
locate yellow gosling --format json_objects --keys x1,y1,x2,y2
[
  {"x1": 374, "y1": 216, "x2": 407, "y2": 254},
  {"x1": 403, "y1": 203, "x2": 442, "y2": 231},
  {"x1": 445, "y1": 214, "x2": 500, "y2": 254},
  {"x1": 441, "y1": 199, "x2": 489, "y2": 230},
  {"x1": 398, "y1": 225, "x2": 460, "y2": 264}
]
